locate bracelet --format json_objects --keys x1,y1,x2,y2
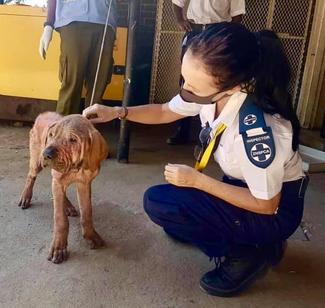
[{"x1": 118, "y1": 106, "x2": 128, "y2": 120}]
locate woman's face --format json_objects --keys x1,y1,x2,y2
[
  {"x1": 181, "y1": 51, "x2": 240, "y2": 104},
  {"x1": 181, "y1": 51, "x2": 220, "y2": 97}
]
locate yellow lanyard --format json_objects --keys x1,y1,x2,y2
[{"x1": 194, "y1": 123, "x2": 227, "y2": 172}]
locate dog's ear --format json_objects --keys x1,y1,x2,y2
[
  {"x1": 41, "y1": 122, "x2": 57, "y2": 149},
  {"x1": 83, "y1": 129, "x2": 108, "y2": 172}
]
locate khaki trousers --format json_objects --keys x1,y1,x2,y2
[{"x1": 56, "y1": 22, "x2": 115, "y2": 115}]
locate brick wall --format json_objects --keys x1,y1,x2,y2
[{"x1": 116, "y1": 0, "x2": 157, "y2": 29}]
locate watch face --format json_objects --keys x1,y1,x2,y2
[{"x1": 118, "y1": 107, "x2": 128, "y2": 120}]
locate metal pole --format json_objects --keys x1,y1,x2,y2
[
  {"x1": 117, "y1": 0, "x2": 140, "y2": 163},
  {"x1": 321, "y1": 113, "x2": 325, "y2": 139},
  {"x1": 89, "y1": 0, "x2": 113, "y2": 106}
]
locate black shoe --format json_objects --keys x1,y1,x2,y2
[{"x1": 200, "y1": 245, "x2": 269, "y2": 297}]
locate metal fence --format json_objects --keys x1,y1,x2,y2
[{"x1": 150, "y1": 0, "x2": 316, "y2": 110}]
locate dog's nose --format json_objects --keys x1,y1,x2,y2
[{"x1": 43, "y1": 146, "x2": 58, "y2": 160}]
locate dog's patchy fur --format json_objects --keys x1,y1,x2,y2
[{"x1": 18, "y1": 112, "x2": 108, "y2": 263}]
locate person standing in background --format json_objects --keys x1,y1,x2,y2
[
  {"x1": 39, "y1": 0, "x2": 117, "y2": 115},
  {"x1": 167, "y1": 0, "x2": 245, "y2": 145}
]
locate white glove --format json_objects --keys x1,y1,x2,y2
[{"x1": 39, "y1": 25, "x2": 53, "y2": 60}]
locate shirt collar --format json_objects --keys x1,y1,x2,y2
[{"x1": 211, "y1": 91, "x2": 247, "y2": 130}]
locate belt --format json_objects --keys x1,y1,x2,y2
[{"x1": 189, "y1": 22, "x2": 219, "y2": 33}]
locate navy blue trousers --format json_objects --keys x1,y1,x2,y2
[{"x1": 143, "y1": 176, "x2": 307, "y2": 258}]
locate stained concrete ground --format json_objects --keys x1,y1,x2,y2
[{"x1": 0, "y1": 120, "x2": 324, "y2": 308}]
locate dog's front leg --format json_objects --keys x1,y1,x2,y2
[
  {"x1": 76, "y1": 182, "x2": 104, "y2": 249},
  {"x1": 18, "y1": 130, "x2": 42, "y2": 209},
  {"x1": 48, "y1": 179, "x2": 69, "y2": 264}
]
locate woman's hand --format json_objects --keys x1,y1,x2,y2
[
  {"x1": 83, "y1": 104, "x2": 119, "y2": 123},
  {"x1": 164, "y1": 164, "x2": 201, "y2": 188},
  {"x1": 176, "y1": 18, "x2": 192, "y2": 32}
]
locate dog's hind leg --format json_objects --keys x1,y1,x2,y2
[
  {"x1": 64, "y1": 195, "x2": 79, "y2": 217},
  {"x1": 76, "y1": 181, "x2": 105, "y2": 249},
  {"x1": 18, "y1": 129, "x2": 43, "y2": 209}
]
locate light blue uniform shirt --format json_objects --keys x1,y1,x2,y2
[{"x1": 54, "y1": 0, "x2": 117, "y2": 29}]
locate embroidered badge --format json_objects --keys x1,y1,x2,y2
[
  {"x1": 251, "y1": 143, "x2": 271, "y2": 162},
  {"x1": 244, "y1": 114, "x2": 257, "y2": 126},
  {"x1": 242, "y1": 129, "x2": 275, "y2": 168}
]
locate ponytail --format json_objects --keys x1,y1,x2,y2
[{"x1": 253, "y1": 30, "x2": 300, "y2": 151}]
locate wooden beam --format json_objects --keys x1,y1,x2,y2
[{"x1": 298, "y1": 0, "x2": 325, "y2": 128}]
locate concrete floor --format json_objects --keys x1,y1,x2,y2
[{"x1": 0, "y1": 121, "x2": 325, "y2": 308}]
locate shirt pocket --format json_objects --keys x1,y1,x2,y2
[{"x1": 59, "y1": 0, "x2": 89, "y2": 19}]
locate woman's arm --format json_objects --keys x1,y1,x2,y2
[
  {"x1": 164, "y1": 164, "x2": 281, "y2": 215},
  {"x1": 172, "y1": 3, "x2": 192, "y2": 32},
  {"x1": 82, "y1": 103, "x2": 185, "y2": 124},
  {"x1": 196, "y1": 173, "x2": 281, "y2": 215}
]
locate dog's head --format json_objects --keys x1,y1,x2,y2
[{"x1": 41, "y1": 115, "x2": 108, "y2": 173}]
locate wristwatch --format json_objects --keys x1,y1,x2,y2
[{"x1": 117, "y1": 106, "x2": 128, "y2": 120}]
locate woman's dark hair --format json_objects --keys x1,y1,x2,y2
[{"x1": 187, "y1": 22, "x2": 300, "y2": 151}]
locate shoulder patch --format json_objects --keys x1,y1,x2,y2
[
  {"x1": 242, "y1": 128, "x2": 276, "y2": 168},
  {"x1": 239, "y1": 96, "x2": 276, "y2": 169}
]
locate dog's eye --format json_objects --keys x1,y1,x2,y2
[{"x1": 69, "y1": 137, "x2": 77, "y2": 143}]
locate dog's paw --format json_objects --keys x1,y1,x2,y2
[
  {"x1": 18, "y1": 190, "x2": 32, "y2": 209},
  {"x1": 85, "y1": 231, "x2": 105, "y2": 249},
  {"x1": 48, "y1": 237, "x2": 69, "y2": 264}
]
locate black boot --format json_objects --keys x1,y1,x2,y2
[{"x1": 200, "y1": 245, "x2": 269, "y2": 297}]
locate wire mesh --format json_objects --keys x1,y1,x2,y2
[
  {"x1": 150, "y1": 0, "x2": 315, "y2": 108},
  {"x1": 271, "y1": 0, "x2": 312, "y2": 36},
  {"x1": 243, "y1": 0, "x2": 269, "y2": 31}
]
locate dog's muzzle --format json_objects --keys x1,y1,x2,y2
[{"x1": 43, "y1": 146, "x2": 58, "y2": 160}]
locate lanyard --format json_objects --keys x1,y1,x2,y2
[{"x1": 194, "y1": 123, "x2": 227, "y2": 172}]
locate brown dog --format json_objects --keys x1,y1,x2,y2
[{"x1": 18, "y1": 112, "x2": 108, "y2": 264}]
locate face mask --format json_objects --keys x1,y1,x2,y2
[{"x1": 180, "y1": 87, "x2": 231, "y2": 104}]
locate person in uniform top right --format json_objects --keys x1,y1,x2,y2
[{"x1": 83, "y1": 23, "x2": 309, "y2": 297}]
